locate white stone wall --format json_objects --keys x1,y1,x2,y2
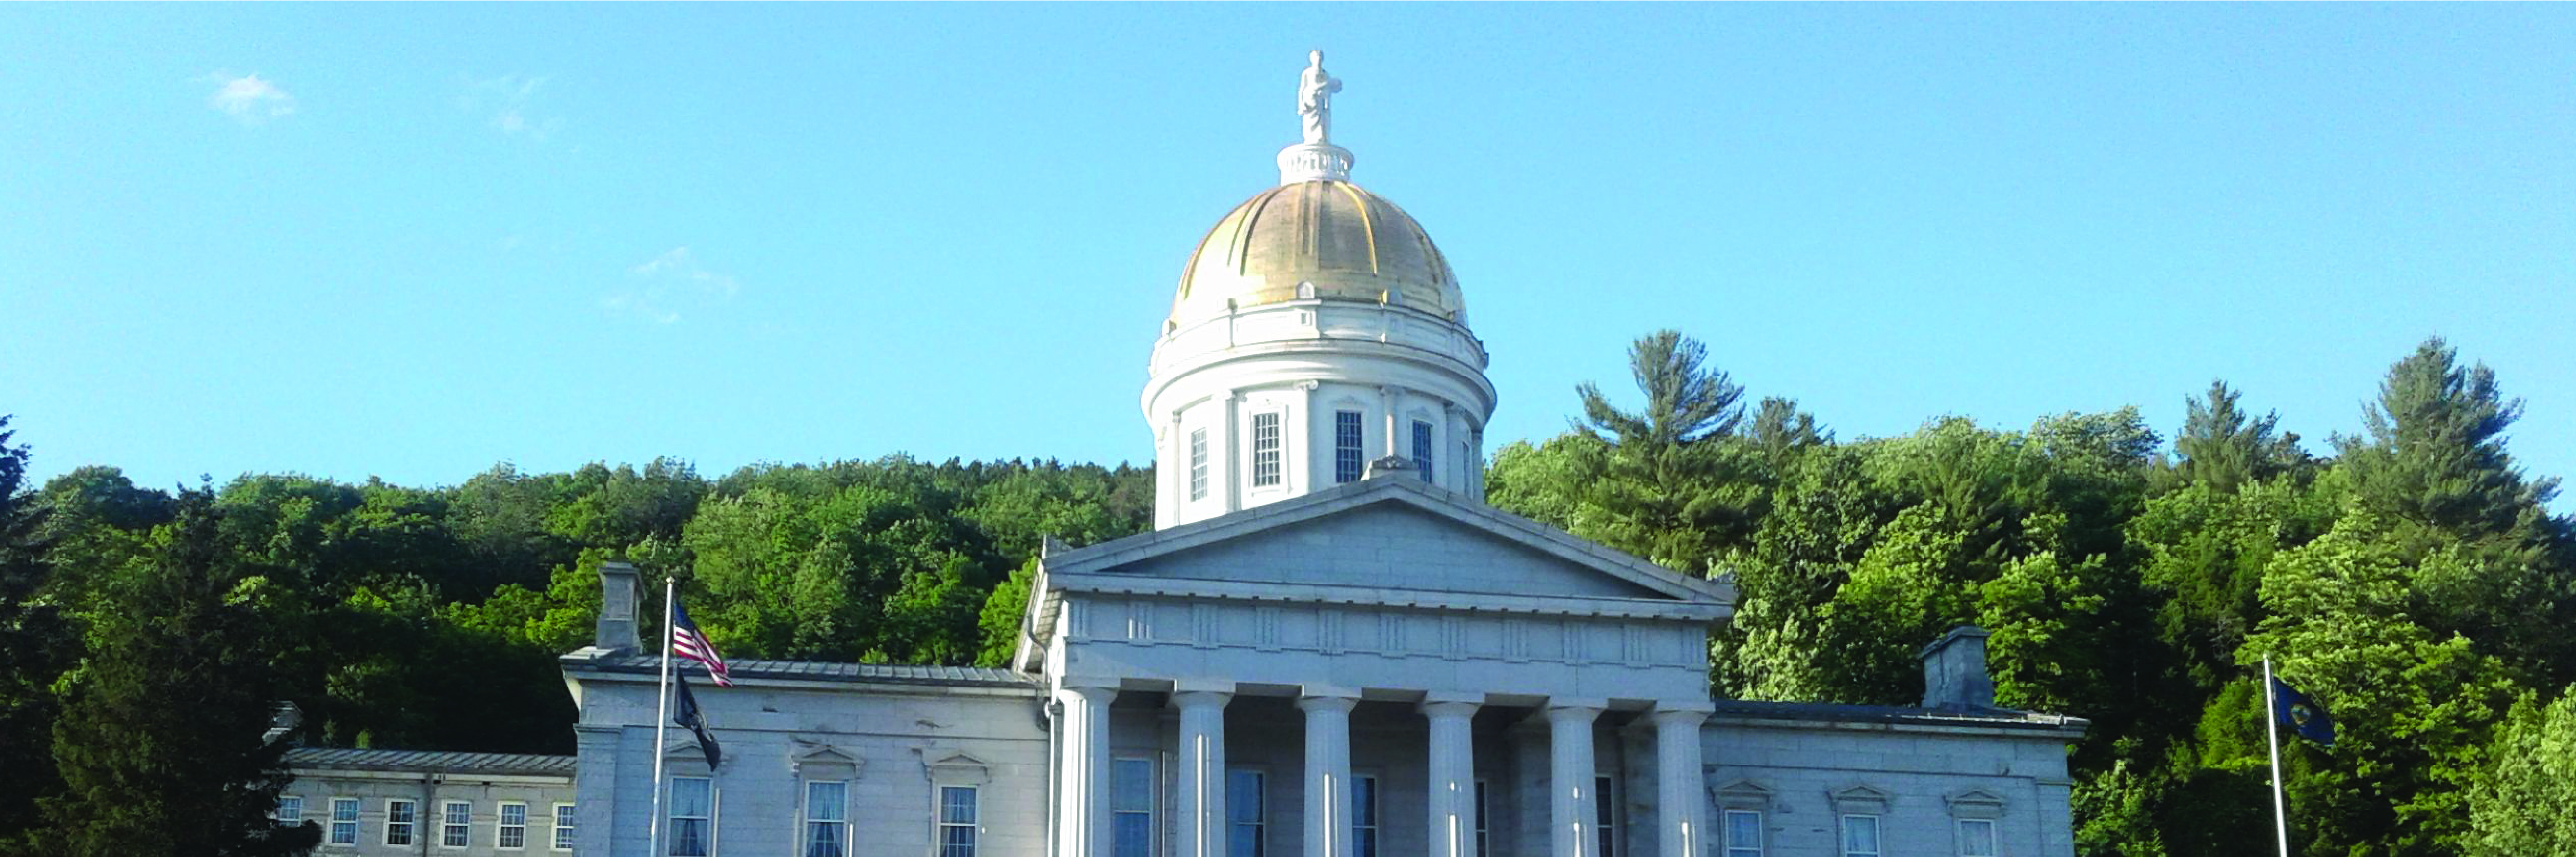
[
  {"x1": 573, "y1": 676, "x2": 1051, "y2": 857},
  {"x1": 1145, "y1": 300, "x2": 1496, "y2": 529},
  {"x1": 1700, "y1": 722, "x2": 2076, "y2": 857},
  {"x1": 284, "y1": 770, "x2": 574, "y2": 857}
]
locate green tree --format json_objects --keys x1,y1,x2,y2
[
  {"x1": 36, "y1": 490, "x2": 319, "y2": 857},
  {"x1": 2465, "y1": 688, "x2": 2576, "y2": 856},
  {"x1": 1568, "y1": 329, "x2": 1762, "y2": 570},
  {"x1": 2166, "y1": 381, "x2": 2303, "y2": 494},
  {"x1": 0, "y1": 417, "x2": 75, "y2": 844}
]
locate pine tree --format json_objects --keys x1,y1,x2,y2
[
  {"x1": 36, "y1": 490, "x2": 318, "y2": 857},
  {"x1": 1570, "y1": 329, "x2": 1762, "y2": 570},
  {"x1": 2170, "y1": 381, "x2": 2300, "y2": 493},
  {"x1": 2338, "y1": 338, "x2": 2557, "y2": 537}
]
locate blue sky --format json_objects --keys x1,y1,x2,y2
[{"x1": 4, "y1": 5, "x2": 2571, "y2": 508}]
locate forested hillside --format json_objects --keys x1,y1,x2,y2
[{"x1": 3, "y1": 333, "x2": 2572, "y2": 856}]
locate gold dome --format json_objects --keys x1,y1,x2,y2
[{"x1": 1169, "y1": 180, "x2": 1463, "y2": 327}]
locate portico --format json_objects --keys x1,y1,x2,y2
[{"x1": 1015, "y1": 476, "x2": 1732, "y2": 857}]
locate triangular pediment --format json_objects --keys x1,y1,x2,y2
[{"x1": 1045, "y1": 478, "x2": 1730, "y2": 605}]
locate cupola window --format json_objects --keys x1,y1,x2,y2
[
  {"x1": 1411, "y1": 421, "x2": 1435, "y2": 484},
  {"x1": 1251, "y1": 413, "x2": 1283, "y2": 488},
  {"x1": 1334, "y1": 411, "x2": 1364, "y2": 483},
  {"x1": 1189, "y1": 429, "x2": 1209, "y2": 500}
]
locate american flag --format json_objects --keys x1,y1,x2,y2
[{"x1": 670, "y1": 599, "x2": 731, "y2": 687}]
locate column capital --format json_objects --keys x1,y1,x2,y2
[
  {"x1": 1172, "y1": 689, "x2": 1234, "y2": 710},
  {"x1": 1173, "y1": 677, "x2": 1238, "y2": 696},
  {"x1": 1650, "y1": 700, "x2": 1716, "y2": 726},
  {"x1": 1298, "y1": 685, "x2": 1360, "y2": 714},
  {"x1": 1420, "y1": 691, "x2": 1483, "y2": 717},
  {"x1": 1543, "y1": 697, "x2": 1608, "y2": 721},
  {"x1": 1057, "y1": 676, "x2": 1121, "y2": 698}
]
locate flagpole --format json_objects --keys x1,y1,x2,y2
[
  {"x1": 2263, "y1": 658, "x2": 2291, "y2": 857},
  {"x1": 649, "y1": 576, "x2": 677, "y2": 857}
]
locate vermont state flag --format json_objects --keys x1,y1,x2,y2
[{"x1": 2271, "y1": 677, "x2": 2335, "y2": 748}]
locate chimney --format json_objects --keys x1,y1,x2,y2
[
  {"x1": 264, "y1": 700, "x2": 305, "y2": 746},
  {"x1": 596, "y1": 560, "x2": 643, "y2": 655},
  {"x1": 1919, "y1": 626, "x2": 1995, "y2": 712},
  {"x1": 1362, "y1": 455, "x2": 1414, "y2": 480}
]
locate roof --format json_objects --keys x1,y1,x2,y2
[
  {"x1": 564, "y1": 653, "x2": 1042, "y2": 691},
  {"x1": 283, "y1": 747, "x2": 576, "y2": 777},
  {"x1": 1709, "y1": 699, "x2": 2090, "y2": 735},
  {"x1": 1017, "y1": 476, "x2": 1733, "y2": 671}
]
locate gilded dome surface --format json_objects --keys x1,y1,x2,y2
[{"x1": 1169, "y1": 180, "x2": 1462, "y2": 327}]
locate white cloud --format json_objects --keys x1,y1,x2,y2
[
  {"x1": 459, "y1": 75, "x2": 563, "y2": 142},
  {"x1": 604, "y1": 247, "x2": 742, "y2": 324},
  {"x1": 206, "y1": 73, "x2": 295, "y2": 123}
]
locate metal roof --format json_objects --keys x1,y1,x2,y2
[
  {"x1": 1710, "y1": 699, "x2": 2089, "y2": 732},
  {"x1": 570, "y1": 654, "x2": 1042, "y2": 691},
  {"x1": 284, "y1": 747, "x2": 577, "y2": 777}
]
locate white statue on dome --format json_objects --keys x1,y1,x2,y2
[{"x1": 1298, "y1": 50, "x2": 1342, "y2": 144}]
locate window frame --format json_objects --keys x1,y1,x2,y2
[
  {"x1": 441, "y1": 799, "x2": 473, "y2": 849},
  {"x1": 1472, "y1": 779, "x2": 1489, "y2": 857},
  {"x1": 550, "y1": 802, "x2": 576, "y2": 852},
  {"x1": 1112, "y1": 756, "x2": 1157, "y2": 857},
  {"x1": 1352, "y1": 773, "x2": 1380, "y2": 857},
  {"x1": 1250, "y1": 412, "x2": 1284, "y2": 488},
  {"x1": 1838, "y1": 814, "x2": 1882, "y2": 857},
  {"x1": 1333, "y1": 410, "x2": 1365, "y2": 484},
  {"x1": 1188, "y1": 428, "x2": 1209, "y2": 500},
  {"x1": 1225, "y1": 767, "x2": 1267, "y2": 857},
  {"x1": 277, "y1": 795, "x2": 304, "y2": 826},
  {"x1": 385, "y1": 798, "x2": 418, "y2": 847},
  {"x1": 1720, "y1": 809, "x2": 1763, "y2": 857},
  {"x1": 935, "y1": 784, "x2": 980, "y2": 857},
  {"x1": 803, "y1": 779, "x2": 850, "y2": 857},
  {"x1": 1411, "y1": 420, "x2": 1436, "y2": 483},
  {"x1": 329, "y1": 797, "x2": 360, "y2": 846},
  {"x1": 668, "y1": 775, "x2": 716, "y2": 857},
  {"x1": 1592, "y1": 774, "x2": 1616, "y2": 857},
  {"x1": 1954, "y1": 818, "x2": 1998, "y2": 857},
  {"x1": 498, "y1": 802, "x2": 528, "y2": 851}
]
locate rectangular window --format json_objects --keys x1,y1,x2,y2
[
  {"x1": 938, "y1": 786, "x2": 979, "y2": 857},
  {"x1": 1955, "y1": 819, "x2": 1997, "y2": 857},
  {"x1": 1251, "y1": 413, "x2": 1283, "y2": 487},
  {"x1": 386, "y1": 799, "x2": 417, "y2": 847},
  {"x1": 1412, "y1": 421, "x2": 1435, "y2": 483},
  {"x1": 500, "y1": 803, "x2": 528, "y2": 850},
  {"x1": 442, "y1": 800, "x2": 472, "y2": 848},
  {"x1": 1352, "y1": 775, "x2": 1380, "y2": 857},
  {"x1": 670, "y1": 777, "x2": 713, "y2": 857},
  {"x1": 1114, "y1": 758, "x2": 1155, "y2": 857},
  {"x1": 1593, "y1": 776, "x2": 1615, "y2": 857},
  {"x1": 1189, "y1": 429, "x2": 1209, "y2": 500},
  {"x1": 551, "y1": 804, "x2": 576, "y2": 852},
  {"x1": 277, "y1": 795, "x2": 304, "y2": 826},
  {"x1": 330, "y1": 798, "x2": 360, "y2": 845},
  {"x1": 1722, "y1": 810, "x2": 1763, "y2": 857},
  {"x1": 1334, "y1": 411, "x2": 1364, "y2": 483},
  {"x1": 1473, "y1": 780, "x2": 1489, "y2": 857},
  {"x1": 1226, "y1": 769, "x2": 1265, "y2": 857},
  {"x1": 1839, "y1": 815, "x2": 1881, "y2": 857},
  {"x1": 805, "y1": 780, "x2": 849, "y2": 857}
]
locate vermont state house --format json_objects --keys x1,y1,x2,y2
[{"x1": 282, "y1": 55, "x2": 2086, "y2": 857}]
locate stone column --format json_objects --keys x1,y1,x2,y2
[
  {"x1": 1057, "y1": 681, "x2": 1119, "y2": 857},
  {"x1": 1545, "y1": 699, "x2": 1606, "y2": 857},
  {"x1": 1421, "y1": 693, "x2": 1482, "y2": 857},
  {"x1": 1650, "y1": 703, "x2": 1713, "y2": 857},
  {"x1": 1174, "y1": 683, "x2": 1235, "y2": 857},
  {"x1": 1300, "y1": 687, "x2": 1361, "y2": 857}
]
